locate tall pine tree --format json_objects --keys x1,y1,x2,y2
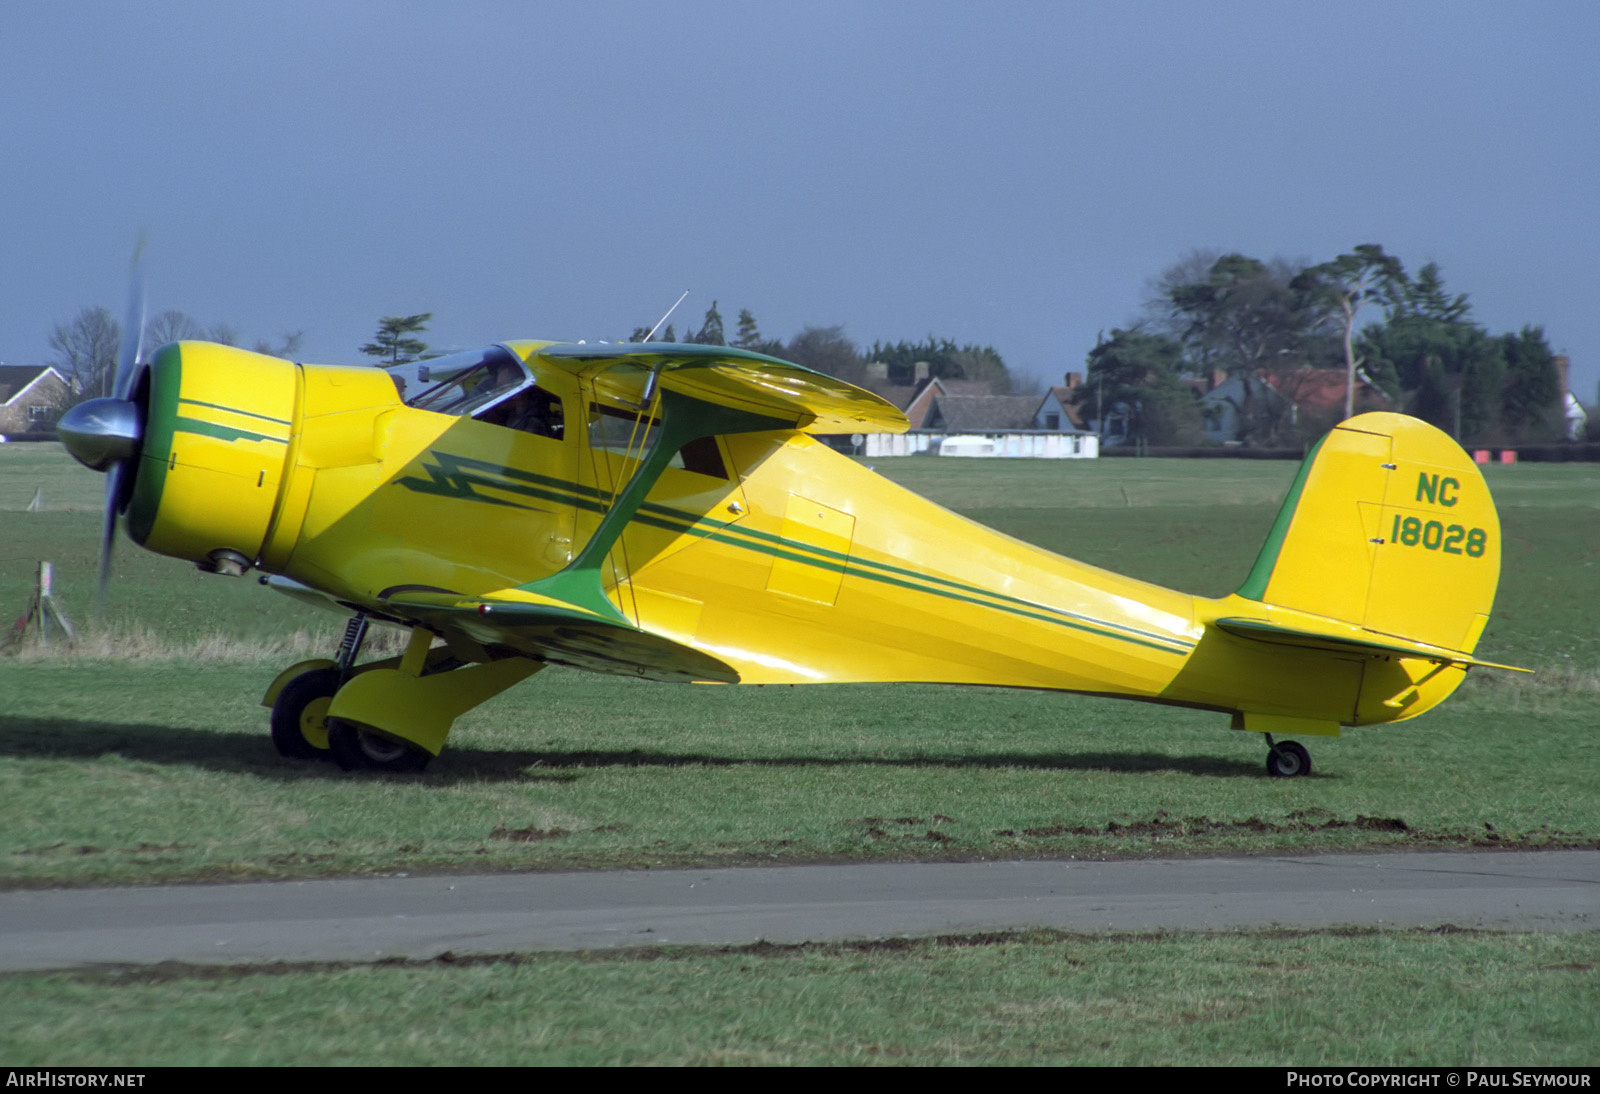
[{"x1": 360, "y1": 314, "x2": 432, "y2": 365}]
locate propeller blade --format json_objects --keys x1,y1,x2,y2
[
  {"x1": 95, "y1": 462, "x2": 125, "y2": 621},
  {"x1": 82, "y1": 237, "x2": 148, "y2": 622},
  {"x1": 113, "y1": 238, "x2": 146, "y2": 401}
]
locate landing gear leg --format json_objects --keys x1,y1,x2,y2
[
  {"x1": 328, "y1": 623, "x2": 433, "y2": 774},
  {"x1": 267, "y1": 618, "x2": 543, "y2": 774},
  {"x1": 327, "y1": 629, "x2": 544, "y2": 774},
  {"x1": 1264, "y1": 735, "x2": 1312, "y2": 778},
  {"x1": 334, "y1": 612, "x2": 370, "y2": 680}
]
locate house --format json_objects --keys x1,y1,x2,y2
[
  {"x1": 1198, "y1": 367, "x2": 1392, "y2": 445},
  {"x1": 841, "y1": 363, "x2": 1098, "y2": 458},
  {"x1": 925, "y1": 394, "x2": 1041, "y2": 433},
  {"x1": 1196, "y1": 373, "x2": 1287, "y2": 444},
  {"x1": 1276, "y1": 367, "x2": 1394, "y2": 418},
  {"x1": 0, "y1": 366, "x2": 71, "y2": 440},
  {"x1": 1034, "y1": 377, "x2": 1089, "y2": 432},
  {"x1": 900, "y1": 377, "x2": 996, "y2": 429},
  {"x1": 1555, "y1": 355, "x2": 1587, "y2": 441},
  {"x1": 857, "y1": 377, "x2": 1098, "y2": 459}
]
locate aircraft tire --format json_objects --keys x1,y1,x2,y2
[
  {"x1": 270, "y1": 669, "x2": 340, "y2": 760},
  {"x1": 1266, "y1": 740, "x2": 1312, "y2": 778},
  {"x1": 327, "y1": 720, "x2": 432, "y2": 774}
]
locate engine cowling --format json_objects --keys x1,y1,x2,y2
[{"x1": 124, "y1": 342, "x2": 298, "y2": 573}]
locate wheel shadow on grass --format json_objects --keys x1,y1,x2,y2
[{"x1": 0, "y1": 716, "x2": 1269, "y2": 780}]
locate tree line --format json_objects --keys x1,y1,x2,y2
[
  {"x1": 42, "y1": 300, "x2": 1024, "y2": 406},
  {"x1": 625, "y1": 302, "x2": 1018, "y2": 393},
  {"x1": 1084, "y1": 246, "x2": 1569, "y2": 448},
  {"x1": 45, "y1": 306, "x2": 302, "y2": 402},
  {"x1": 50, "y1": 249, "x2": 1563, "y2": 450}
]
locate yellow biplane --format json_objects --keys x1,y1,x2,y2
[{"x1": 59, "y1": 335, "x2": 1520, "y2": 776}]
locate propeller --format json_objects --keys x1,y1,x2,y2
[{"x1": 57, "y1": 241, "x2": 148, "y2": 620}]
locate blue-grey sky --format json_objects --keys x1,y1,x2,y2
[{"x1": 4, "y1": 0, "x2": 1596, "y2": 401}]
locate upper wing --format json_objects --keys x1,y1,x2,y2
[{"x1": 526, "y1": 341, "x2": 908, "y2": 435}]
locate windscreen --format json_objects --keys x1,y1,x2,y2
[{"x1": 385, "y1": 345, "x2": 528, "y2": 417}]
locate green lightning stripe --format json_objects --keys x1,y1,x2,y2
[
  {"x1": 395, "y1": 450, "x2": 1194, "y2": 656},
  {"x1": 395, "y1": 451, "x2": 608, "y2": 511}
]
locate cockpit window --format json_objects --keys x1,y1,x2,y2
[
  {"x1": 478, "y1": 385, "x2": 565, "y2": 439},
  {"x1": 386, "y1": 345, "x2": 527, "y2": 417}
]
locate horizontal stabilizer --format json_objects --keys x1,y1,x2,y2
[
  {"x1": 382, "y1": 588, "x2": 742, "y2": 684},
  {"x1": 534, "y1": 342, "x2": 908, "y2": 434},
  {"x1": 1214, "y1": 616, "x2": 1530, "y2": 673}
]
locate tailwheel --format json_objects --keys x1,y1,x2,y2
[
  {"x1": 328, "y1": 720, "x2": 432, "y2": 774},
  {"x1": 270, "y1": 668, "x2": 340, "y2": 760},
  {"x1": 1265, "y1": 738, "x2": 1312, "y2": 778}
]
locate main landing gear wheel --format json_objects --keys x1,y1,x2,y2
[
  {"x1": 327, "y1": 720, "x2": 432, "y2": 774},
  {"x1": 1266, "y1": 739, "x2": 1312, "y2": 778},
  {"x1": 270, "y1": 669, "x2": 340, "y2": 760}
]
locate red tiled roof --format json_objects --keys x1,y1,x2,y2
[{"x1": 1266, "y1": 367, "x2": 1392, "y2": 412}]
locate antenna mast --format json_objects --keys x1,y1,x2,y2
[{"x1": 642, "y1": 290, "x2": 690, "y2": 343}]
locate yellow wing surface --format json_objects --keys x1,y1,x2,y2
[{"x1": 529, "y1": 341, "x2": 909, "y2": 435}]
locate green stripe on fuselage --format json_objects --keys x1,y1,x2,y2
[
  {"x1": 174, "y1": 416, "x2": 289, "y2": 446},
  {"x1": 177, "y1": 398, "x2": 291, "y2": 428},
  {"x1": 631, "y1": 502, "x2": 1192, "y2": 653},
  {"x1": 626, "y1": 506, "x2": 1189, "y2": 653},
  {"x1": 396, "y1": 447, "x2": 1193, "y2": 656}
]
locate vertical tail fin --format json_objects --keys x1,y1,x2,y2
[{"x1": 1236, "y1": 412, "x2": 1502, "y2": 655}]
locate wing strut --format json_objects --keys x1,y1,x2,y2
[{"x1": 520, "y1": 388, "x2": 786, "y2": 622}]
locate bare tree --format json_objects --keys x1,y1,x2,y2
[
  {"x1": 1141, "y1": 249, "x2": 1221, "y2": 336},
  {"x1": 48, "y1": 306, "x2": 120, "y2": 400},
  {"x1": 253, "y1": 332, "x2": 304, "y2": 359},
  {"x1": 144, "y1": 309, "x2": 204, "y2": 348},
  {"x1": 783, "y1": 326, "x2": 863, "y2": 384}
]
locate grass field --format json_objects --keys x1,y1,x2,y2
[
  {"x1": 2, "y1": 442, "x2": 1596, "y2": 1064},
  {"x1": 4, "y1": 930, "x2": 1596, "y2": 1065}
]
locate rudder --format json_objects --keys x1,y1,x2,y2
[{"x1": 1236, "y1": 412, "x2": 1502, "y2": 656}]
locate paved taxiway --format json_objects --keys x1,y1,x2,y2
[{"x1": 1, "y1": 851, "x2": 1594, "y2": 972}]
